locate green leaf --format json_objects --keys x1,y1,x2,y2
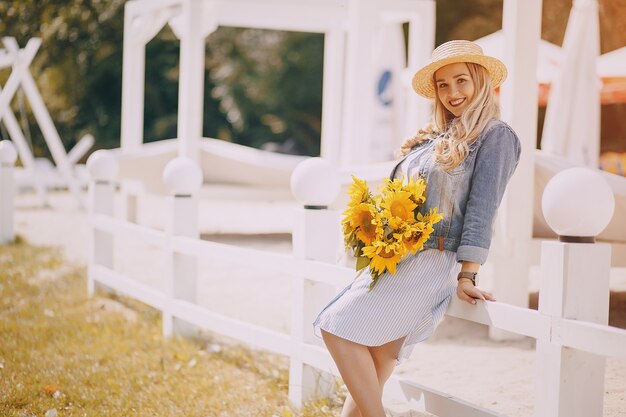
[
  {"x1": 354, "y1": 242, "x2": 365, "y2": 257},
  {"x1": 356, "y1": 256, "x2": 369, "y2": 271}
]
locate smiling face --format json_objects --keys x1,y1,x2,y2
[{"x1": 434, "y1": 62, "x2": 476, "y2": 117}]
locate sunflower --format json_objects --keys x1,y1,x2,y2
[
  {"x1": 380, "y1": 190, "x2": 417, "y2": 229},
  {"x1": 342, "y1": 176, "x2": 444, "y2": 291},
  {"x1": 362, "y1": 241, "x2": 405, "y2": 276},
  {"x1": 404, "y1": 177, "x2": 427, "y2": 204},
  {"x1": 344, "y1": 203, "x2": 380, "y2": 245},
  {"x1": 382, "y1": 177, "x2": 404, "y2": 194},
  {"x1": 347, "y1": 175, "x2": 371, "y2": 207},
  {"x1": 396, "y1": 222, "x2": 432, "y2": 254},
  {"x1": 418, "y1": 208, "x2": 444, "y2": 225}
]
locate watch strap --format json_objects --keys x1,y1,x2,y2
[{"x1": 457, "y1": 271, "x2": 478, "y2": 286}]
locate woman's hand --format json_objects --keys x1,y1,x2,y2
[{"x1": 456, "y1": 278, "x2": 495, "y2": 305}]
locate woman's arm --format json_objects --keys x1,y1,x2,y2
[
  {"x1": 456, "y1": 260, "x2": 495, "y2": 304},
  {"x1": 455, "y1": 124, "x2": 520, "y2": 304}
]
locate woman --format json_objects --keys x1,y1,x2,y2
[{"x1": 313, "y1": 40, "x2": 522, "y2": 417}]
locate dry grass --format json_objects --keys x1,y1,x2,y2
[{"x1": 0, "y1": 240, "x2": 343, "y2": 417}]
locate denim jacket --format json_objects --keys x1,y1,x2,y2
[{"x1": 390, "y1": 119, "x2": 521, "y2": 264}]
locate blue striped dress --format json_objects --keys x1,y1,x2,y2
[{"x1": 313, "y1": 147, "x2": 460, "y2": 363}]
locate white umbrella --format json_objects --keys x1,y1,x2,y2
[{"x1": 541, "y1": 0, "x2": 601, "y2": 168}]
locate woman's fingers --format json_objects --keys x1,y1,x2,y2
[
  {"x1": 456, "y1": 286, "x2": 478, "y2": 304},
  {"x1": 482, "y1": 291, "x2": 496, "y2": 301},
  {"x1": 456, "y1": 284, "x2": 496, "y2": 304}
]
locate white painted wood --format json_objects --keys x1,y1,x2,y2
[
  {"x1": 489, "y1": 0, "x2": 542, "y2": 340},
  {"x1": 0, "y1": 50, "x2": 12, "y2": 68},
  {"x1": 384, "y1": 377, "x2": 506, "y2": 417},
  {"x1": 91, "y1": 264, "x2": 167, "y2": 309},
  {"x1": 172, "y1": 235, "x2": 354, "y2": 285},
  {"x1": 0, "y1": 146, "x2": 16, "y2": 244},
  {"x1": 403, "y1": 3, "x2": 435, "y2": 139},
  {"x1": 169, "y1": 298, "x2": 291, "y2": 355},
  {"x1": 290, "y1": 207, "x2": 341, "y2": 406},
  {"x1": 2, "y1": 38, "x2": 85, "y2": 207},
  {"x1": 126, "y1": 0, "x2": 182, "y2": 17},
  {"x1": 88, "y1": 182, "x2": 116, "y2": 296},
  {"x1": 164, "y1": 194, "x2": 199, "y2": 337},
  {"x1": 320, "y1": 29, "x2": 345, "y2": 164},
  {"x1": 91, "y1": 213, "x2": 168, "y2": 248},
  {"x1": 120, "y1": 180, "x2": 144, "y2": 223},
  {"x1": 340, "y1": 0, "x2": 378, "y2": 167},
  {"x1": 0, "y1": 39, "x2": 38, "y2": 121},
  {"x1": 176, "y1": 0, "x2": 205, "y2": 162},
  {"x1": 129, "y1": 7, "x2": 177, "y2": 45},
  {"x1": 446, "y1": 298, "x2": 550, "y2": 340},
  {"x1": 555, "y1": 317, "x2": 626, "y2": 360},
  {"x1": 67, "y1": 134, "x2": 95, "y2": 165},
  {"x1": 535, "y1": 241, "x2": 611, "y2": 417},
  {"x1": 300, "y1": 342, "x2": 338, "y2": 375},
  {"x1": 121, "y1": 6, "x2": 148, "y2": 151},
  {"x1": 214, "y1": 0, "x2": 347, "y2": 33},
  {"x1": 0, "y1": 87, "x2": 47, "y2": 203}
]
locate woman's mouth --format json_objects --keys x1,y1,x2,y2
[{"x1": 449, "y1": 98, "x2": 466, "y2": 107}]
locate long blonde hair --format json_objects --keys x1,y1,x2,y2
[{"x1": 399, "y1": 63, "x2": 500, "y2": 171}]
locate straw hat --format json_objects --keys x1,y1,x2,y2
[{"x1": 411, "y1": 40, "x2": 507, "y2": 99}]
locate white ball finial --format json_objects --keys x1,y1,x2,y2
[
  {"x1": 542, "y1": 167, "x2": 615, "y2": 240},
  {"x1": 290, "y1": 157, "x2": 340, "y2": 207},
  {"x1": 0, "y1": 140, "x2": 18, "y2": 165},
  {"x1": 162, "y1": 157, "x2": 203, "y2": 196},
  {"x1": 86, "y1": 150, "x2": 118, "y2": 181}
]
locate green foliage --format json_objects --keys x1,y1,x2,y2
[
  {"x1": 0, "y1": 0, "x2": 126, "y2": 158},
  {"x1": 204, "y1": 27, "x2": 323, "y2": 155},
  {"x1": 0, "y1": 1, "x2": 323, "y2": 158}
]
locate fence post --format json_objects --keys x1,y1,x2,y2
[
  {"x1": 535, "y1": 167, "x2": 615, "y2": 417},
  {"x1": 162, "y1": 157, "x2": 202, "y2": 338},
  {"x1": 86, "y1": 150, "x2": 119, "y2": 296},
  {"x1": 0, "y1": 140, "x2": 18, "y2": 244},
  {"x1": 289, "y1": 157, "x2": 341, "y2": 407}
]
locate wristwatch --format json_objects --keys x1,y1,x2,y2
[{"x1": 457, "y1": 271, "x2": 478, "y2": 286}]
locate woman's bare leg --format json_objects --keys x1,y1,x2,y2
[
  {"x1": 321, "y1": 330, "x2": 386, "y2": 417},
  {"x1": 369, "y1": 336, "x2": 405, "y2": 388}
]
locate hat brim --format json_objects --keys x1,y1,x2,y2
[{"x1": 411, "y1": 54, "x2": 507, "y2": 99}]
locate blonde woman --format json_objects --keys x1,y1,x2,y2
[{"x1": 313, "y1": 40, "x2": 522, "y2": 417}]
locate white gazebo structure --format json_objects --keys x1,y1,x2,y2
[{"x1": 116, "y1": 0, "x2": 437, "y2": 188}]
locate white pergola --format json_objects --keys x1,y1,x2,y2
[{"x1": 120, "y1": 0, "x2": 437, "y2": 166}]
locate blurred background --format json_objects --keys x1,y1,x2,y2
[{"x1": 0, "y1": 0, "x2": 624, "y2": 166}]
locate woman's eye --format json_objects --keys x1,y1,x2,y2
[
  {"x1": 438, "y1": 83, "x2": 447, "y2": 89},
  {"x1": 458, "y1": 78, "x2": 465, "y2": 84}
]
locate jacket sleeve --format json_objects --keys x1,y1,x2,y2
[{"x1": 456, "y1": 124, "x2": 522, "y2": 264}]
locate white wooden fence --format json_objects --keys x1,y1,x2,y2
[
  {"x1": 80, "y1": 151, "x2": 626, "y2": 417},
  {"x1": 0, "y1": 140, "x2": 17, "y2": 244}
]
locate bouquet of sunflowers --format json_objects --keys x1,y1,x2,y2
[{"x1": 342, "y1": 176, "x2": 443, "y2": 290}]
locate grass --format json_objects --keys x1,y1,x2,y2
[{"x1": 0, "y1": 240, "x2": 343, "y2": 417}]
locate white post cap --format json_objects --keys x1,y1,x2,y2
[
  {"x1": 542, "y1": 167, "x2": 615, "y2": 239},
  {"x1": 0, "y1": 140, "x2": 18, "y2": 165},
  {"x1": 290, "y1": 157, "x2": 340, "y2": 207},
  {"x1": 162, "y1": 157, "x2": 203, "y2": 196},
  {"x1": 86, "y1": 150, "x2": 119, "y2": 181}
]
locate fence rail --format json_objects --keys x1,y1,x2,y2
[{"x1": 85, "y1": 153, "x2": 626, "y2": 417}]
